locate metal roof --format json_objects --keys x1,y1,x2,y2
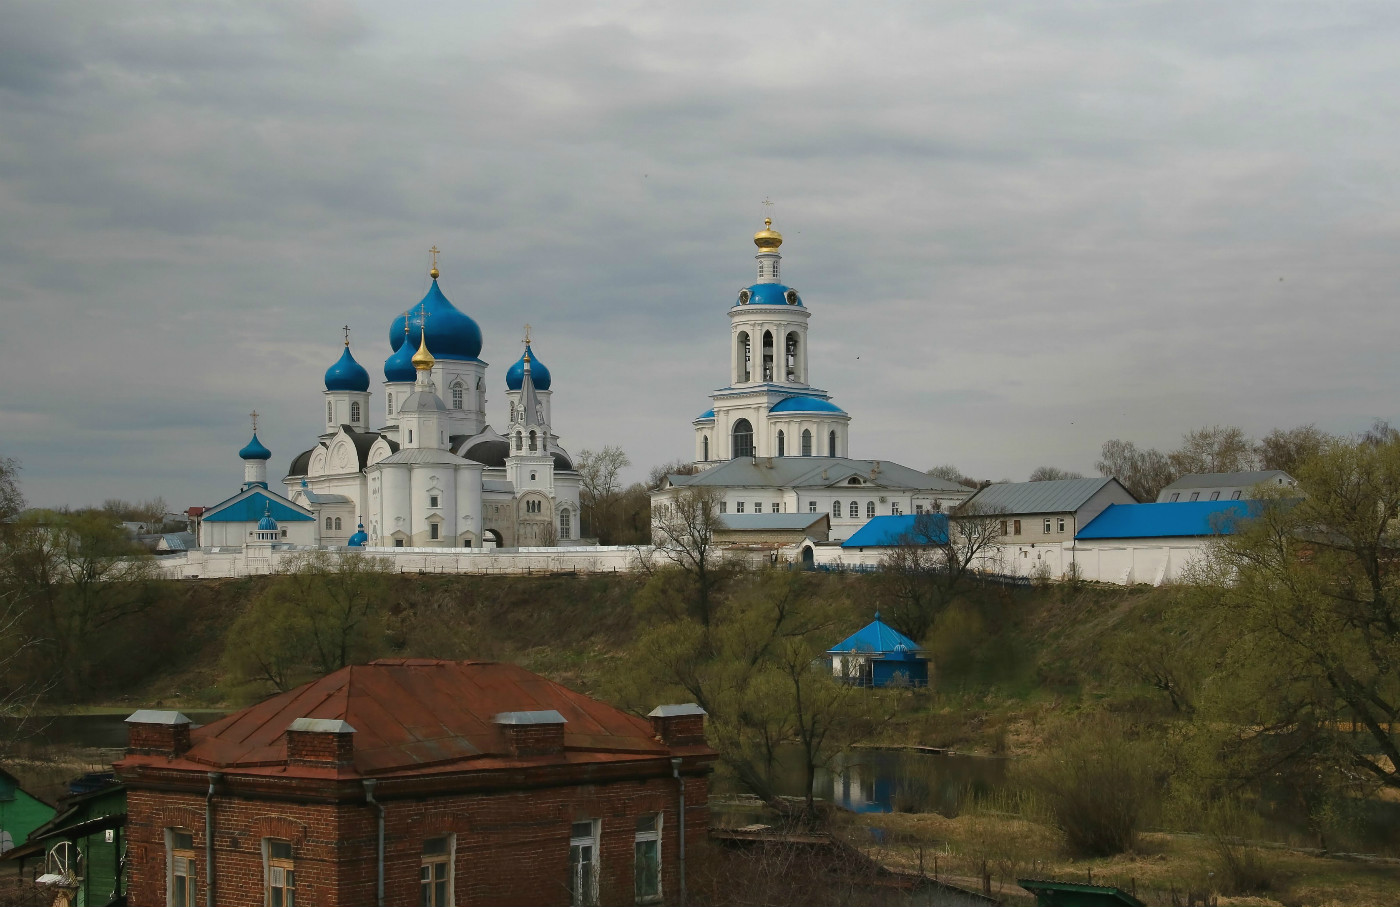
[
  {"x1": 965, "y1": 477, "x2": 1125, "y2": 515},
  {"x1": 841, "y1": 514, "x2": 948, "y2": 548},
  {"x1": 372, "y1": 448, "x2": 469, "y2": 466},
  {"x1": 828, "y1": 617, "x2": 923, "y2": 655},
  {"x1": 1159, "y1": 470, "x2": 1294, "y2": 492},
  {"x1": 670, "y1": 457, "x2": 968, "y2": 493},
  {"x1": 299, "y1": 491, "x2": 352, "y2": 505},
  {"x1": 117, "y1": 659, "x2": 674, "y2": 778},
  {"x1": 648, "y1": 704, "x2": 706, "y2": 718},
  {"x1": 126, "y1": 710, "x2": 191, "y2": 725},
  {"x1": 201, "y1": 488, "x2": 315, "y2": 523},
  {"x1": 1075, "y1": 500, "x2": 1262, "y2": 540},
  {"x1": 718, "y1": 513, "x2": 830, "y2": 532}
]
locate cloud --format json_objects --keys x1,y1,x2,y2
[{"x1": 2, "y1": 0, "x2": 1399, "y2": 506}]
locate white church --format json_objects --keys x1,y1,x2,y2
[
  {"x1": 194, "y1": 257, "x2": 581, "y2": 549},
  {"x1": 652, "y1": 219, "x2": 973, "y2": 541}
]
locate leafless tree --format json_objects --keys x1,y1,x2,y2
[
  {"x1": 1096, "y1": 439, "x2": 1177, "y2": 502},
  {"x1": 649, "y1": 486, "x2": 728, "y2": 626},
  {"x1": 575, "y1": 445, "x2": 630, "y2": 541},
  {"x1": 647, "y1": 459, "x2": 700, "y2": 490},
  {"x1": 1256, "y1": 424, "x2": 1330, "y2": 474},
  {"x1": 1170, "y1": 425, "x2": 1257, "y2": 475},
  {"x1": 1028, "y1": 466, "x2": 1083, "y2": 482},
  {"x1": 878, "y1": 503, "x2": 1005, "y2": 641},
  {"x1": 926, "y1": 464, "x2": 979, "y2": 488}
]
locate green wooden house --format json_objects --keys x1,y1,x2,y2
[
  {"x1": 0, "y1": 767, "x2": 56, "y2": 854},
  {"x1": 6, "y1": 773, "x2": 126, "y2": 907}
]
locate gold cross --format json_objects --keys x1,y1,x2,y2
[
  {"x1": 403, "y1": 308, "x2": 410, "y2": 336},
  {"x1": 250, "y1": 410, "x2": 259, "y2": 432},
  {"x1": 523, "y1": 323, "x2": 532, "y2": 344},
  {"x1": 761, "y1": 197, "x2": 774, "y2": 216},
  {"x1": 429, "y1": 245, "x2": 440, "y2": 270},
  {"x1": 342, "y1": 324, "x2": 351, "y2": 346}
]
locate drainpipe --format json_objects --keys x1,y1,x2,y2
[
  {"x1": 204, "y1": 772, "x2": 221, "y2": 907},
  {"x1": 669, "y1": 755, "x2": 686, "y2": 907},
  {"x1": 363, "y1": 779, "x2": 385, "y2": 907}
]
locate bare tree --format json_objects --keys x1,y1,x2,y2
[
  {"x1": 879, "y1": 504, "x2": 1005, "y2": 641},
  {"x1": 1171, "y1": 425, "x2": 1257, "y2": 475},
  {"x1": 1096, "y1": 439, "x2": 1177, "y2": 502},
  {"x1": 1028, "y1": 466, "x2": 1084, "y2": 482},
  {"x1": 647, "y1": 459, "x2": 700, "y2": 490},
  {"x1": 575, "y1": 445, "x2": 631, "y2": 542},
  {"x1": 926, "y1": 464, "x2": 979, "y2": 488},
  {"x1": 1256, "y1": 424, "x2": 1330, "y2": 474},
  {"x1": 649, "y1": 486, "x2": 728, "y2": 626}
]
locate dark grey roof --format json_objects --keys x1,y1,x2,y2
[
  {"x1": 300, "y1": 491, "x2": 352, "y2": 504},
  {"x1": 463, "y1": 439, "x2": 509, "y2": 467},
  {"x1": 372, "y1": 449, "x2": 469, "y2": 466},
  {"x1": 287, "y1": 446, "x2": 318, "y2": 478},
  {"x1": 1160, "y1": 470, "x2": 1294, "y2": 492},
  {"x1": 965, "y1": 477, "x2": 1126, "y2": 514},
  {"x1": 668, "y1": 457, "x2": 967, "y2": 493},
  {"x1": 718, "y1": 513, "x2": 830, "y2": 532}
]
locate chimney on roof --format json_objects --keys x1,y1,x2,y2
[
  {"x1": 648, "y1": 704, "x2": 707, "y2": 746},
  {"x1": 286, "y1": 718, "x2": 357, "y2": 767},
  {"x1": 494, "y1": 710, "x2": 567, "y2": 756},
  {"x1": 125, "y1": 710, "x2": 193, "y2": 757}
]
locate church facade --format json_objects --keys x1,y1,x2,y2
[
  {"x1": 655, "y1": 220, "x2": 971, "y2": 543},
  {"x1": 270, "y1": 259, "x2": 581, "y2": 549}
]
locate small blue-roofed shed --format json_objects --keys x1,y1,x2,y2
[{"x1": 828, "y1": 615, "x2": 929, "y2": 688}]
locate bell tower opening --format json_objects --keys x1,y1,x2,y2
[{"x1": 732, "y1": 419, "x2": 754, "y2": 459}]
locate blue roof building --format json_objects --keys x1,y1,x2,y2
[
  {"x1": 1075, "y1": 500, "x2": 1262, "y2": 540},
  {"x1": 842, "y1": 514, "x2": 949, "y2": 549},
  {"x1": 827, "y1": 615, "x2": 928, "y2": 688}
]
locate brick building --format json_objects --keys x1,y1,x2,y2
[{"x1": 116, "y1": 659, "x2": 714, "y2": 907}]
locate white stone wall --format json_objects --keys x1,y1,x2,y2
[{"x1": 157, "y1": 544, "x2": 646, "y2": 579}]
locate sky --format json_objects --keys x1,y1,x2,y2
[{"x1": 3, "y1": 1, "x2": 1399, "y2": 509}]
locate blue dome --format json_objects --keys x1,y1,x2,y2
[
  {"x1": 348, "y1": 523, "x2": 368, "y2": 547},
  {"x1": 388, "y1": 279, "x2": 483, "y2": 361},
  {"x1": 770, "y1": 395, "x2": 846, "y2": 414},
  {"x1": 383, "y1": 340, "x2": 418, "y2": 383},
  {"x1": 695, "y1": 409, "x2": 715, "y2": 421},
  {"x1": 505, "y1": 344, "x2": 552, "y2": 391},
  {"x1": 735, "y1": 283, "x2": 803, "y2": 308},
  {"x1": 324, "y1": 345, "x2": 371, "y2": 392},
  {"x1": 239, "y1": 433, "x2": 272, "y2": 460},
  {"x1": 257, "y1": 513, "x2": 278, "y2": 531}
]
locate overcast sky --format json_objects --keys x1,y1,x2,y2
[{"x1": 3, "y1": 1, "x2": 1399, "y2": 509}]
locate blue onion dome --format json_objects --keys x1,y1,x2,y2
[
  {"x1": 348, "y1": 522, "x2": 368, "y2": 547},
  {"x1": 324, "y1": 344, "x2": 371, "y2": 392},
  {"x1": 735, "y1": 284, "x2": 802, "y2": 307},
  {"x1": 770, "y1": 395, "x2": 845, "y2": 414},
  {"x1": 257, "y1": 506, "x2": 278, "y2": 532},
  {"x1": 239, "y1": 433, "x2": 272, "y2": 460},
  {"x1": 383, "y1": 339, "x2": 418, "y2": 383},
  {"x1": 388, "y1": 279, "x2": 483, "y2": 360},
  {"x1": 505, "y1": 344, "x2": 552, "y2": 391}
]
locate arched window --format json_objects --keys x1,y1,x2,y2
[
  {"x1": 452, "y1": 385, "x2": 463, "y2": 409},
  {"x1": 559, "y1": 508, "x2": 571, "y2": 540},
  {"x1": 737, "y1": 331, "x2": 751, "y2": 382},
  {"x1": 350, "y1": 401, "x2": 361, "y2": 423},
  {"x1": 702, "y1": 436, "x2": 709, "y2": 461},
  {"x1": 849, "y1": 501, "x2": 859, "y2": 519},
  {"x1": 777, "y1": 430, "x2": 785, "y2": 457},
  {"x1": 731, "y1": 419, "x2": 754, "y2": 458},
  {"x1": 516, "y1": 431, "x2": 523, "y2": 451},
  {"x1": 325, "y1": 517, "x2": 333, "y2": 529},
  {"x1": 510, "y1": 402, "x2": 516, "y2": 421},
  {"x1": 334, "y1": 517, "x2": 342, "y2": 530},
  {"x1": 866, "y1": 501, "x2": 875, "y2": 519},
  {"x1": 786, "y1": 332, "x2": 800, "y2": 382},
  {"x1": 529, "y1": 430, "x2": 537, "y2": 451},
  {"x1": 832, "y1": 500, "x2": 841, "y2": 519},
  {"x1": 387, "y1": 393, "x2": 394, "y2": 415},
  {"x1": 762, "y1": 330, "x2": 775, "y2": 381},
  {"x1": 327, "y1": 401, "x2": 333, "y2": 423},
  {"x1": 801, "y1": 429, "x2": 813, "y2": 457},
  {"x1": 829, "y1": 430, "x2": 837, "y2": 457}
]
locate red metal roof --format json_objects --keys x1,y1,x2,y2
[{"x1": 121, "y1": 659, "x2": 673, "y2": 778}]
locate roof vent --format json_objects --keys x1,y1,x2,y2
[
  {"x1": 648, "y1": 703, "x2": 708, "y2": 746},
  {"x1": 494, "y1": 710, "x2": 567, "y2": 756},
  {"x1": 286, "y1": 717, "x2": 357, "y2": 767},
  {"x1": 125, "y1": 710, "x2": 193, "y2": 757}
]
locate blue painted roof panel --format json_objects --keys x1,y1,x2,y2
[
  {"x1": 828, "y1": 618, "x2": 922, "y2": 654},
  {"x1": 841, "y1": 514, "x2": 948, "y2": 548},
  {"x1": 202, "y1": 491, "x2": 315, "y2": 523},
  {"x1": 770, "y1": 395, "x2": 846, "y2": 414},
  {"x1": 1075, "y1": 501, "x2": 1262, "y2": 540}
]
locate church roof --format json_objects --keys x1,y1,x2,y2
[
  {"x1": 965, "y1": 477, "x2": 1129, "y2": 515},
  {"x1": 202, "y1": 487, "x2": 314, "y2": 523},
  {"x1": 736, "y1": 283, "x2": 803, "y2": 308},
  {"x1": 324, "y1": 345, "x2": 371, "y2": 393},
  {"x1": 695, "y1": 409, "x2": 715, "y2": 422},
  {"x1": 372, "y1": 449, "x2": 471, "y2": 466},
  {"x1": 668, "y1": 457, "x2": 968, "y2": 494},
  {"x1": 238, "y1": 433, "x2": 272, "y2": 461},
  {"x1": 388, "y1": 279, "x2": 484, "y2": 362},
  {"x1": 1076, "y1": 500, "x2": 1263, "y2": 540},
  {"x1": 770, "y1": 395, "x2": 845, "y2": 415},
  {"x1": 506, "y1": 344, "x2": 552, "y2": 391}
]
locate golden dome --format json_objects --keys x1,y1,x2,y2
[
  {"x1": 753, "y1": 217, "x2": 783, "y2": 252},
  {"x1": 412, "y1": 330, "x2": 435, "y2": 371}
]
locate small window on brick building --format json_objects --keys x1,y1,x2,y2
[
  {"x1": 421, "y1": 835, "x2": 453, "y2": 907},
  {"x1": 263, "y1": 839, "x2": 295, "y2": 907},
  {"x1": 634, "y1": 814, "x2": 662, "y2": 904},
  {"x1": 168, "y1": 829, "x2": 197, "y2": 907},
  {"x1": 570, "y1": 820, "x2": 600, "y2": 906}
]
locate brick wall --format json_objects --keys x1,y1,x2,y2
[
  {"x1": 126, "y1": 772, "x2": 710, "y2": 907},
  {"x1": 127, "y1": 722, "x2": 191, "y2": 756}
]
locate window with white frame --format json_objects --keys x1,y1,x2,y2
[
  {"x1": 569, "y1": 820, "x2": 599, "y2": 906},
  {"x1": 1057, "y1": 517, "x2": 1066, "y2": 533},
  {"x1": 808, "y1": 500, "x2": 816, "y2": 513},
  {"x1": 264, "y1": 839, "x2": 295, "y2": 907},
  {"x1": 753, "y1": 502, "x2": 761, "y2": 514},
  {"x1": 801, "y1": 429, "x2": 813, "y2": 456},
  {"x1": 832, "y1": 500, "x2": 841, "y2": 519},
  {"x1": 560, "y1": 508, "x2": 571, "y2": 539},
  {"x1": 736, "y1": 501, "x2": 745, "y2": 513},
  {"x1": 452, "y1": 385, "x2": 463, "y2": 409},
  {"x1": 1043, "y1": 519, "x2": 1051, "y2": 534},
  {"x1": 387, "y1": 393, "x2": 394, "y2": 415},
  {"x1": 421, "y1": 835, "x2": 453, "y2": 906},
  {"x1": 429, "y1": 495, "x2": 440, "y2": 508},
  {"x1": 350, "y1": 401, "x2": 361, "y2": 423},
  {"x1": 168, "y1": 829, "x2": 197, "y2": 907},
  {"x1": 915, "y1": 504, "x2": 924, "y2": 514},
  {"x1": 430, "y1": 523, "x2": 440, "y2": 540},
  {"x1": 777, "y1": 430, "x2": 785, "y2": 457},
  {"x1": 866, "y1": 501, "x2": 875, "y2": 519},
  {"x1": 326, "y1": 517, "x2": 333, "y2": 530},
  {"x1": 849, "y1": 501, "x2": 859, "y2": 519},
  {"x1": 634, "y1": 814, "x2": 662, "y2": 904},
  {"x1": 771, "y1": 503, "x2": 780, "y2": 513},
  {"x1": 334, "y1": 517, "x2": 342, "y2": 531}
]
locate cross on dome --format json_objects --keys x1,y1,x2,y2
[
  {"x1": 342, "y1": 325, "x2": 351, "y2": 346},
  {"x1": 250, "y1": 410, "x2": 259, "y2": 432},
  {"x1": 429, "y1": 245, "x2": 441, "y2": 279}
]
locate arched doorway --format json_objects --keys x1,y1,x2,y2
[
  {"x1": 801, "y1": 546, "x2": 815, "y2": 570},
  {"x1": 732, "y1": 419, "x2": 754, "y2": 458},
  {"x1": 483, "y1": 529, "x2": 504, "y2": 549}
]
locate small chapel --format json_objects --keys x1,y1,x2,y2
[{"x1": 199, "y1": 254, "x2": 581, "y2": 549}]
